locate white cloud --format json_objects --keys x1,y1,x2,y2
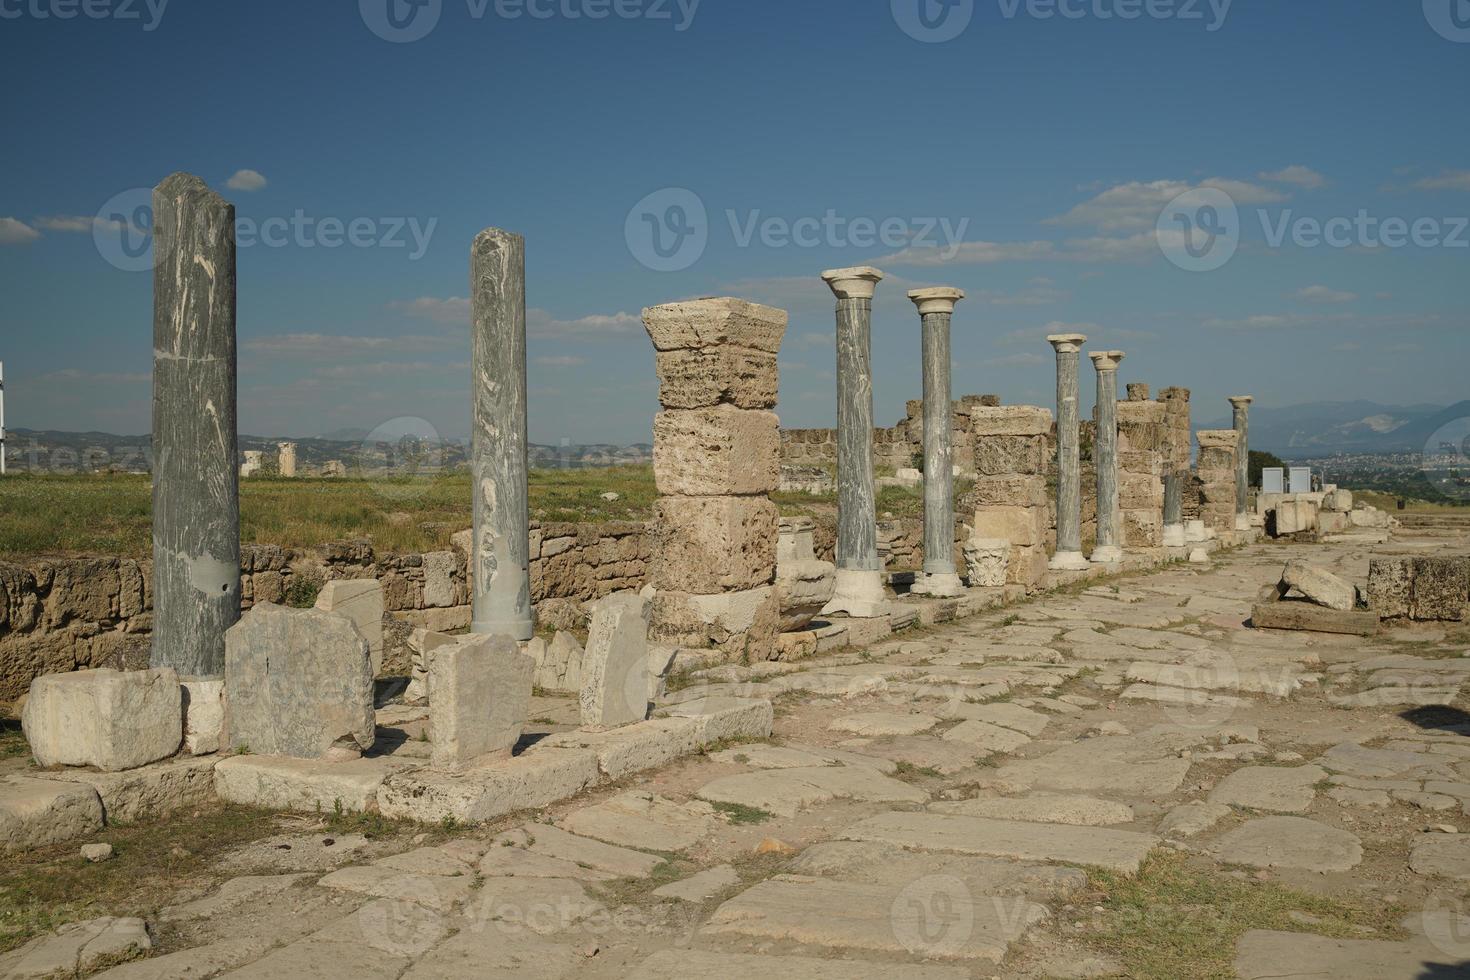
[
  {"x1": 1412, "y1": 170, "x2": 1470, "y2": 192},
  {"x1": 34, "y1": 215, "x2": 104, "y2": 233},
  {"x1": 226, "y1": 169, "x2": 268, "y2": 192},
  {"x1": 991, "y1": 352, "x2": 1046, "y2": 367},
  {"x1": 1293, "y1": 285, "x2": 1358, "y2": 304},
  {"x1": 33, "y1": 368, "x2": 150, "y2": 384},
  {"x1": 528, "y1": 309, "x2": 640, "y2": 339},
  {"x1": 243, "y1": 332, "x2": 458, "y2": 358},
  {"x1": 1259, "y1": 166, "x2": 1326, "y2": 189},
  {"x1": 969, "y1": 284, "x2": 1068, "y2": 306},
  {"x1": 0, "y1": 217, "x2": 40, "y2": 245},
  {"x1": 1048, "y1": 178, "x2": 1286, "y2": 233},
  {"x1": 533, "y1": 355, "x2": 588, "y2": 367},
  {"x1": 391, "y1": 296, "x2": 472, "y2": 324},
  {"x1": 878, "y1": 240, "x2": 1056, "y2": 267},
  {"x1": 997, "y1": 321, "x2": 1105, "y2": 346}
]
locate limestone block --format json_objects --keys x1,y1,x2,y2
[
  {"x1": 651, "y1": 496, "x2": 778, "y2": 593},
  {"x1": 1322, "y1": 489, "x2": 1353, "y2": 512},
  {"x1": 421, "y1": 551, "x2": 457, "y2": 609},
  {"x1": 1119, "y1": 473, "x2": 1164, "y2": 508},
  {"x1": 215, "y1": 755, "x2": 408, "y2": 814},
  {"x1": 181, "y1": 677, "x2": 225, "y2": 755},
  {"x1": 653, "y1": 407, "x2": 780, "y2": 496},
  {"x1": 314, "y1": 579, "x2": 384, "y2": 676},
  {"x1": 23, "y1": 668, "x2": 182, "y2": 772},
  {"x1": 655, "y1": 347, "x2": 779, "y2": 410},
  {"x1": 0, "y1": 775, "x2": 103, "y2": 852},
  {"x1": 777, "y1": 517, "x2": 818, "y2": 563},
  {"x1": 776, "y1": 559, "x2": 836, "y2": 632},
  {"x1": 405, "y1": 628, "x2": 458, "y2": 704},
  {"x1": 967, "y1": 475, "x2": 1048, "y2": 508},
  {"x1": 971, "y1": 505, "x2": 1045, "y2": 548},
  {"x1": 973, "y1": 435, "x2": 1046, "y2": 476},
  {"x1": 428, "y1": 635, "x2": 533, "y2": 771},
  {"x1": 1274, "y1": 499, "x2": 1319, "y2": 535},
  {"x1": 377, "y1": 749, "x2": 602, "y2": 824},
  {"x1": 642, "y1": 297, "x2": 787, "y2": 354},
  {"x1": 1281, "y1": 560, "x2": 1357, "y2": 611},
  {"x1": 580, "y1": 593, "x2": 652, "y2": 728},
  {"x1": 649, "y1": 586, "x2": 780, "y2": 663},
  {"x1": 223, "y1": 604, "x2": 375, "y2": 759},
  {"x1": 964, "y1": 537, "x2": 1010, "y2": 588},
  {"x1": 38, "y1": 755, "x2": 218, "y2": 825},
  {"x1": 1411, "y1": 558, "x2": 1470, "y2": 621},
  {"x1": 1368, "y1": 558, "x2": 1412, "y2": 619},
  {"x1": 1196, "y1": 430, "x2": 1239, "y2": 449},
  {"x1": 968, "y1": 405, "x2": 1052, "y2": 437},
  {"x1": 535, "y1": 632, "x2": 585, "y2": 694},
  {"x1": 1122, "y1": 510, "x2": 1163, "y2": 548}
]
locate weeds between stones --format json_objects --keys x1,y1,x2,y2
[{"x1": 710, "y1": 801, "x2": 774, "y2": 825}]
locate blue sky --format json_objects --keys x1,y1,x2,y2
[{"x1": 1, "y1": 0, "x2": 1466, "y2": 445}]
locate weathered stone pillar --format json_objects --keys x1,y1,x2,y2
[
  {"x1": 1229, "y1": 395, "x2": 1254, "y2": 530},
  {"x1": 151, "y1": 172, "x2": 240, "y2": 676},
  {"x1": 1117, "y1": 394, "x2": 1165, "y2": 549},
  {"x1": 1090, "y1": 351, "x2": 1125, "y2": 564},
  {"x1": 277, "y1": 442, "x2": 297, "y2": 478},
  {"x1": 970, "y1": 405, "x2": 1053, "y2": 590},
  {"x1": 470, "y1": 228, "x2": 533, "y2": 641},
  {"x1": 907, "y1": 287, "x2": 965, "y2": 598},
  {"x1": 1047, "y1": 334, "x2": 1089, "y2": 571},
  {"x1": 823, "y1": 267, "x2": 887, "y2": 617},
  {"x1": 1196, "y1": 429, "x2": 1241, "y2": 533},
  {"x1": 1162, "y1": 471, "x2": 1186, "y2": 547}
]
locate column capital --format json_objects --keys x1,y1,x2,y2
[
  {"x1": 907, "y1": 286, "x2": 965, "y2": 316},
  {"x1": 1047, "y1": 333, "x2": 1087, "y2": 354},
  {"x1": 1089, "y1": 350, "x2": 1125, "y2": 371},
  {"x1": 821, "y1": 266, "x2": 884, "y2": 300},
  {"x1": 1228, "y1": 395, "x2": 1254, "y2": 408}
]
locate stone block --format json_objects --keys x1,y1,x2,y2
[
  {"x1": 642, "y1": 298, "x2": 787, "y2": 354},
  {"x1": 536, "y1": 718, "x2": 703, "y2": 782},
  {"x1": 421, "y1": 551, "x2": 457, "y2": 609},
  {"x1": 1122, "y1": 510, "x2": 1163, "y2": 548},
  {"x1": 22, "y1": 668, "x2": 182, "y2": 772},
  {"x1": 1196, "y1": 430, "x2": 1239, "y2": 449},
  {"x1": 776, "y1": 559, "x2": 836, "y2": 632},
  {"x1": 652, "y1": 496, "x2": 778, "y2": 593},
  {"x1": 376, "y1": 748, "x2": 603, "y2": 824},
  {"x1": 580, "y1": 593, "x2": 651, "y2": 728},
  {"x1": 967, "y1": 405, "x2": 1052, "y2": 437},
  {"x1": 314, "y1": 579, "x2": 385, "y2": 676},
  {"x1": 658, "y1": 696, "x2": 774, "y2": 744},
  {"x1": 655, "y1": 347, "x2": 779, "y2": 410},
  {"x1": 649, "y1": 586, "x2": 780, "y2": 663},
  {"x1": 0, "y1": 775, "x2": 103, "y2": 852},
  {"x1": 964, "y1": 537, "x2": 1009, "y2": 588},
  {"x1": 1273, "y1": 499, "x2": 1319, "y2": 536},
  {"x1": 215, "y1": 755, "x2": 410, "y2": 814},
  {"x1": 38, "y1": 755, "x2": 217, "y2": 825},
  {"x1": 971, "y1": 505, "x2": 1045, "y2": 548},
  {"x1": 405, "y1": 628, "x2": 458, "y2": 704},
  {"x1": 224, "y1": 604, "x2": 375, "y2": 760},
  {"x1": 428, "y1": 635, "x2": 534, "y2": 771},
  {"x1": 1411, "y1": 558, "x2": 1470, "y2": 621},
  {"x1": 534, "y1": 631, "x2": 585, "y2": 694},
  {"x1": 181, "y1": 677, "x2": 224, "y2": 755},
  {"x1": 973, "y1": 435, "x2": 1046, "y2": 476},
  {"x1": 1368, "y1": 558, "x2": 1412, "y2": 619},
  {"x1": 967, "y1": 475, "x2": 1048, "y2": 508},
  {"x1": 777, "y1": 517, "x2": 818, "y2": 563},
  {"x1": 653, "y1": 406, "x2": 780, "y2": 496},
  {"x1": 1282, "y1": 560, "x2": 1357, "y2": 611}
]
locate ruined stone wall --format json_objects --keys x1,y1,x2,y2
[
  {"x1": 1196, "y1": 429, "x2": 1240, "y2": 533},
  {"x1": 966, "y1": 405, "x2": 1052, "y2": 590},
  {"x1": 781, "y1": 394, "x2": 999, "y2": 476},
  {"x1": 1117, "y1": 397, "x2": 1166, "y2": 547}
]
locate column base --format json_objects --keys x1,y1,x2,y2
[
  {"x1": 1091, "y1": 546, "x2": 1124, "y2": 565},
  {"x1": 821, "y1": 568, "x2": 889, "y2": 619},
  {"x1": 910, "y1": 571, "x2": 965, "y2": 598},
  {"x1": 472, "y1": 618, "x2": 535, "y2": 642},
  {"x1": 1184, "y1": 520, "x2": 1208, "y2": 543},
  {"x1": 1188, "y1": 548, "x2": 1211, "y2": 564},
  {"x1": 1234, "y1": 514, "x2": 1252, "y2": 531},
  {"x1": 1049, "y1": 551, "x2": 1090, "y2": 572},
  {"x1": 1162, "y1": 524, "x2": 1186, "y2": 548}
]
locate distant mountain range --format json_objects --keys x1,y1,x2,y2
[{"x1": 1201, "y1": 401, "x2": 1470, "y2": 457}]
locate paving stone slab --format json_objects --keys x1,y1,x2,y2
[
  {"x1": 990, "y1": 732, "x2": 1201, "y2": 797},
  {"x1": 938, "y1": 701, "x2": 1050, "y2": 736},
  {"x1": 506, "y1": 824, "x2": 663, "y2": 878},
  {"x1": 215, "y1": 900, "x2": 444, "y2": 978},
  {"x1": 931, "y1": 794, "x2": 1135, "y2": 826},
  {"x1": 160, "y1": 874, "x2": 313, "y2": 922},
  {"x1": 788, "y1": 840, "x2": 1087, "y2": 897},
  {"x1": 1211, "y1": 816, "x2": 1363, "y2": 872},
  {"x1": 316, "y1": 865, "x2": 475, "y2": 911},
  {"x1": 476, "y1": 843, "x2": 615, "y2": 881},
  {"x1": 1409, "y1": 834, "x2": 1470, "y2": 879},
  {"x1": 469, "y1": 876, "x2": 604, "y2": 927},
  {"x1": 638, "y1": 949, "x2": 970, "y2": 979},
  {"x1": 828, "y1": 712, "x2": 939, "y2": 736},
  {"x1": 1320, "y1": 742, "x2": 1460, "y2": 781},
  {"x1": 940, "y1": 719, "x2": 1032, "y2": 754},
  {"x1": 652, "y1": 864, "x2": 740, "y2": 902},
  {"x1": 373, "y1": 846, "x2": 478, "y2": 877},
  {"x1": 1234, "y1": 928, "x2": 1460, "y2": 980},
  {"x1": 695, "y1": 765, "x2": 927, "y2": 817},
  {"x1": 90, "y1": 938, "x2": 264, "y2": 980},
  {"x1": 0, "y1": 916, "x2": 151, "y2": 980},
  {"x1": 708, "y1": 743, "x2": 896, "y2": 773},
  {"x1": 837, "y1": 811, "x2": 1159, "y2": 873},
  {"x1": 702, "y1": 875, "x2": 1047, "y2": 962},
  {"x1": 399, "y1": 925, "x2": 581, "y2": 980},
  {"x1": 0, "y1": 774, "x2": 103, "y2": 852},
  {"x1": 838, "y1": 735, "x2": 991, "y2": 775},
  {"x1": 1120, "y1": 683, "x2": 1246, "y2": 709},
  {"x1": 1209, "y1": 765, "x2": 1327, "y2": 813},
  {"x1": 557, "y1": 791, "x2": 716, "y2": 852},
  {"x1": 1157, "y1": 801, "x2": 1233, "y2": 837}
]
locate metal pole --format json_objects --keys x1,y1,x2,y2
[{"x1": 0, "y1": 360, "x2": 7, "y2": 476}]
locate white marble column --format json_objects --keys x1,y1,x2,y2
[
  {"x1": 821, "y1": 267, "x2": 887, "y2": 618},
  {"x1": 470, "y1": 228, "x2": 534, "y2": 641},
  {"x1": 1090, "y1": 350, "x2": 1125, "y2": 565},
  {"x1": 1048, "y1": 334, "x2": 1089, "y2": 571},
  {"x1": 907, "y1": 287, "x2": 965, "y2": 598},
  {"x1": 1229, "y1": 395, "x2": 1253, "y2": 531}
]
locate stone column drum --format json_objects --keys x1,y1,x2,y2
[
  {"x1": 823, "y1": 268, "x2": 888, "y2": 617},
  {"x1": 1229, "y1": 395, "x2": 1254, "y2": 531},
  {"x1": 1116, "y1": 395, "x2": 1166, "y2": 549},
  {"x1": 907, "y1": 287, "x2": 965, "y2": 598},
  {"x1": 1089, "y1": 351, "x2": 1125, "y2": 564},
  {"x1": 969, "y1": 405, "x2": 1053, "y2": 591},
  {"x1": 1047, "y1": 334, "x2": 1089, "y2": 571},
  {"x1": 151, "y1": 172, "x2": 240, "y2": 676},
  {"x1": 470, "y1": 228, "x2": 534, "y2": 641}
]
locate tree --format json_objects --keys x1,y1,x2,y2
[{"x1": 1249, "y1": 449, "x2": 1285, "y2": 488}]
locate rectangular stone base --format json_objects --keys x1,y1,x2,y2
[
  {"x1": 0, "y1": 775, "x2": 103, "y2": 852},
  {"x1": 38, "y1": 755, "x2": 218, "y2": 825},
  {"x1": 1251, "y1": 601, "x2": 1380, "y2": 637},
  {"x1": 214, "y1": 755, "x2": 415, "y2": 814}
]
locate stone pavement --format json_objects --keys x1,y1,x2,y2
[{"x1": 11, "y1": 537, "x2": 1470, "y2": 979}]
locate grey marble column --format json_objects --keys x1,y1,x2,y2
[
  {"x1": 907, "y1": 287, "x2": 965, "y2": 598},
  {"x1": 470, "y1": 229, "x2": 534, "y2": 641},
  {"x1": 1162, "y1": 469, "x2": 1185, "y2": 547},
  {"x1": 821, "y1": 267, "x2": 887, "y2": 618},
  {"x1": 151, "y1": 172, "x2": 240, "y2": 676},
  {"x1": 1047, "y1": 334, "x2": 1089, "y2": 571},
  {"x1": 1229, "y1": 395, "x2": 1253, "y2": 531},
  {"x1": 1090, "y1": 351, "x2": 1125, "y2": 564}
]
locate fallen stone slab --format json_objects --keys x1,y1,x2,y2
[
  {"x1": 314, "y1": 578, "x2": 385, "y2": 676},
  {"x1": 788, "y1": 839, "x2": 1086, "y2": 897},
  {"x1": 38, "y1": 754, "x2": 218, "y2": 825},
  {"x1": 215, "y1": 754, "x2": 414, "y2": 814},
  {"x1": 1409, "y1": 834, "x2": 1470, "y2": 879},
  {"x1": 181, "y1": 676, "x2": 224, "y2": 756},
  {"x1": 1279, "y1": 560, "x2": 1358, "y2": 612},
  {"x1": 23, "y1": 668, "x2": 182, "y2": 772},
  {"x1": 653, "y1": 696, "x2": 775, "y2": 745},
  {"x1": 376, "y1": 749, "x2": 601, "y2": 824},
  {"x1": 638, "y1": 949, "x2": 970, "y2": 980},
  {"x1": 1211, "y1": 816, "x2": 1363, "y2": 872},
  {"x1": 0, "y1": 917, "x2": 151, "y2": 980},
  {"x1": 702, "y1": 875, "x2": 1048, "y2": 962},
  {"x1": 838, "y1": 811, "x2": 1159, "y2": 873},
  {"x1": 991, "y1": 732, "x2": 1201, "y2": 797},
  {"x1": 1209, "y1": 765, "x2": 1327, "y2": 814},
  {"x1": 652, "y1": 864, "x2": 740, "y2": 902},
  {"x1": 829, "y1": 711, "x2": 939, "y2": 737},
  {"x1": 580, "y1": 591, "x2": 652, "y2": 728},
  {"x1": 930, "y1": 794, "x2": 1135, "y2": 826},
  {"x1": 1234, "y1": 928, "x2": 1458, "y2": 980},
  {"x1": 1124, "y1": 661, "x2": 1305, "y2": 698},
  {"x1": 1251, "y1": 601, "x2": 1379, "y2": 637},
  {"x1": 695, "y1": 765, "x2": 927, "y2": 817},
  {"x1": 557, "y1": 791, "x2": 716, "y2": 852},
  {"x1": 0, "y1": 775, "x2": 103, "y2": 852}
]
